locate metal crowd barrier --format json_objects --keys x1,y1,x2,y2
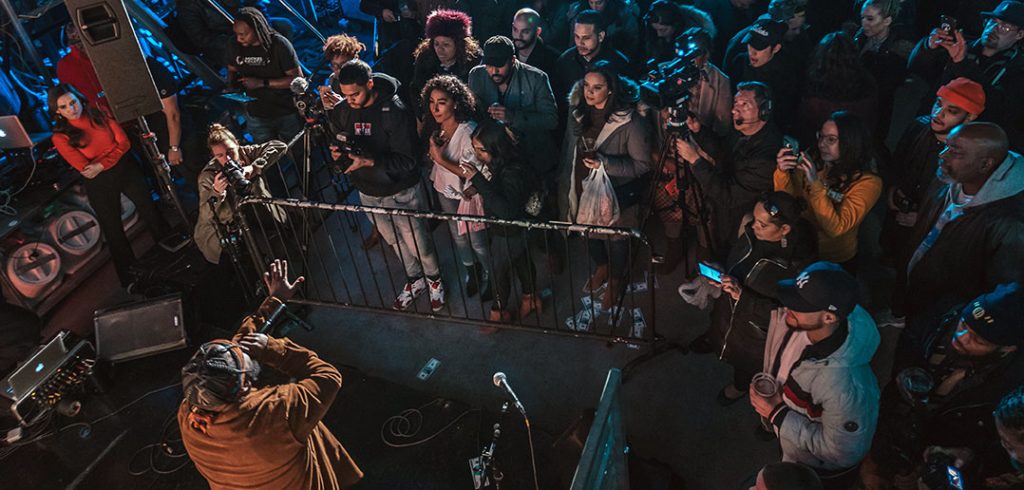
[{"x1": 236, "y1": 193, "x2": 659, "y2": 345}]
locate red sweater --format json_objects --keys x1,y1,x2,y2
[{"x1": 52, "y1": 117, "x2": 131, "y2": 172}]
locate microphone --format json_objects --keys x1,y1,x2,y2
[
  {"x1": 290, "y1": 77, "x2": 310, "y2": 95},
  {"x1": 492, "y1": 372, "x2": 527, "y2": 417}
]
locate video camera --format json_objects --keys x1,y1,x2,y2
[
  {"x1": 329, "y1": 131, "x2": 366, "y2": 174},
  {"x1": 640, "y1": 33, "x2": 704, "y2": 137},
  {"x1": 290, "y1": 77, "x2": 326, "y2": 119}
]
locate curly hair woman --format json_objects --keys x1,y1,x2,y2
[
  {"x1": 796, "y1": 31, "x2": 879, "y2": 145},
  {"x1": 409, "y1": 9, "x2": 481, "y2": 117},
  {"x1": 48, "y1": 84, "x2": 170, "y2": 287},
  {"x1": 420, "y1": 75, "x2": 493, "y2": 299}
]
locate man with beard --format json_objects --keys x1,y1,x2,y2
[
  {"x1": 909, "y1": 0, "x2": 1024, "y2": 150},
  {"x1": 862, "y1": 282, "x2": 1024, "y2": 487},
  {"x1": 469, "y1": 36, "x2": 558, "y2": 176},
  {"x1": 511, "y1": 8, "x2": 560, "y2": 76},
  {"x1": 883, "y1": 78, "x2": 985, "y2": 260},
  {"x1": 896, "y1": 122, "x2": 1024, "y2": 367},
  {"x1": 551, "y1": 9, "x2": 630, "y2": 103},
  {"x1": 751, "y1": 262, "x2": 880, "y2": 489}
]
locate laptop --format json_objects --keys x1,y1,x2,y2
[{"x1": 0, "y1": 115, "x2": 34, "y2": 150}]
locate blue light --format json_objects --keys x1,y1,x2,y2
[{"x1": 34, "y1": 362, "x2": 44, "y2": 373}]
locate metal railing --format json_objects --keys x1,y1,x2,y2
[{"x1": 235, "y1": 193, "x2": 659, "y2": 344}]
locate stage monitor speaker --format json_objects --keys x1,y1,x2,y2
[
  {"x1": 94, "y1": 294, "x2": 187, "y2": 363},
  {"x1": 64, "y1": 0, "x2": 162, "y2": 122}
]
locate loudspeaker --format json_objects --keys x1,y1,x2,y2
[
  {"x1": 64, "y1": 0, "x2": 162, "y2": 122},
  {"x1": 94, "y1": 294, "x2": 187, "y2": 363}
]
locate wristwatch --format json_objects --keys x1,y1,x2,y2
[{"x1": 169, "y1": 145, "x2": 180, "y2": 152}]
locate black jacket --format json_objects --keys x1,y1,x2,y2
[
  {"x1": 327, "y1": 73, "x2": 421, "y2": 197},
  {"x1": 710, "y1": 222, "x2": 817, "y2": 374},
  {"x1": 902, "y1": 153, "x2": 1024, "y2": 327},
  {"x1": 551, "y1": 45, "x2": 631, "y2": 103},
  {"x1": 690, "y1": 123, "x2": 784, "y2": 259},
  {"x1": 887, "y1": 116, "x2": 945, "y2": 210},
  {"x1": 470, "y1": 159, "x2": 532, "y2": 237},
  {"x1": 519, "y1": 38, "x2": 560, "y2": 78}
]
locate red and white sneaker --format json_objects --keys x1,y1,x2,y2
[
  {"x1": 428, "y1": 277, "x2": 445, "y2": 312},
  {"x1": 393, "y1": 278, "x2": 427, "y2": 310}
]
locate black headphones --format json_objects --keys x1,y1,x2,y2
[
  {"x1": 182, "y1": 340, "x2": 258, "y2": 408},
  {"x1": 737, "y1": 81, "x2": 774, "y2": 122}
]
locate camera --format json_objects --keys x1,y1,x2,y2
[
  {"x1": 640, "y1": 33, "x2": 703, "y2": 136},
  {"x1": 290, "y1": 77, "x2": 326, "y2": 118},
  {"x1": 221, "y1": 158, "x2": 253, "y2": 195},
  {"x1": 329, "y1": 131, "x2": 366, "y2": 174}
]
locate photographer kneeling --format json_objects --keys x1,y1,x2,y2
[{"x1": 195, "y1": 124, "x2": 287, "y2": 265}]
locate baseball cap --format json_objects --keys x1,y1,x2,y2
[
  {"x1": 960, "y1": 283, "x2": 1024, "y2": 346},
  {"x1": 742, "y1": 19, "x2": 787, "y2": 50},
  {"x1": 482, "y1": 36, "x2": 516, "y2": 67},
  {"x1": 981, "y1": 1, "x2": 1024, "y2": 28},
  {"x1": 776, "y1": 262, "x2": 860, "y2": 317}
]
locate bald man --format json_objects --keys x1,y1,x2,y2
[
  {"x1": 896, "y1": 122, "x2": 1024, "y2": 364},
  {"x1": 511, "y1": 8, "x2": 560, "y2": 76}
]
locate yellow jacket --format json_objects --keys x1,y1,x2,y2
[{"x1": 774, "y1": 166, "x2": 882, "y2": 263}]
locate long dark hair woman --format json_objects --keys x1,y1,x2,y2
[
  {"x1": 421, "y1": 75, "x2": 492, "y2": 299},
  {"x1": 775, "y1": 111, "x2": 882, "y2": 267},
  {"x1": 796, "y1": 31, "x2": 879, "y2": 146},
  {"x1": 48, "y1": 84, "x2": 169, "y2": 287},
  {"x1": 409, "y1": 9, "x2": 481, "y2": 117},
  {"x1": 458, "y1": 120, "x2": 537, "y2": 322},
  {"x1": 684, "y1": 192, "x2": 818, "y2": 404},
  {"x1": 558, "y1": 61, "x2": 652, "y2": 310}
]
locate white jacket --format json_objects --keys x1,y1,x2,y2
[{"x1": 762, "y1": 306, "x2": 881, "y2": 470}]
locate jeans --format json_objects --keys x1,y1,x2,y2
[
  {"x1": 436, "y1": 194, "x2": 491, "y2": 272},
  {"x1": 359, "y1": 185, "x2": 440, "y2": 281},
  {"x1": 246, "y1": 112, "x2": 303, "y2": 197}
]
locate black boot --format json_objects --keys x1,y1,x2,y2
[{"x1": 465, "y1": 263, "x2": 482, "y2": 297}]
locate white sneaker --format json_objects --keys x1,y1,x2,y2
[
  {"x1": 428, "y1": 277, "x2": 445, "y2": 312},
  {"x1": 393, "y1": 278, "x2": 427, "y2": 310}
]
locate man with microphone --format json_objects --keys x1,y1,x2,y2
[{"x1": 673, "y1": 81, "x2": 784, "y2": 259}]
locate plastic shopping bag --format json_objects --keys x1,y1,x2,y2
[{"x1": 575, "y1": 166, "x2": 620, "y2": 226}]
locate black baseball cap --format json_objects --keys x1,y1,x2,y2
[
  {"x1": 483, "y1": 36, "x2": 516, "y2": 67},
  {"x1": 742, "y1": 19, "x2": 787, "y2": 50},
  {"x1": 776, "y1": 262, "x2": 860, "y2": 317},
  {"x1": 981, "y1": 1, "x2": 1024, "y2": 28}
]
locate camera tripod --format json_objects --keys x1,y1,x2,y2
[{"x1": 131, "y1": 116, "x2": 192, "y2": 249}]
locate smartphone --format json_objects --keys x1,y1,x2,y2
[
  {"x1": 940, "y1": 15, "x2": 958, "y2": 34},
  {"x1": 698, "y1": 262, "x2": 723, "y2": 283},
  {"x1": 783, "y1": 135, "x2": 800, "y2": 157},
  {"x1": 946, "y1": 465, "x2": 965, "y2": 490}
]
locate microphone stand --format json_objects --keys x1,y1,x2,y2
[{"x1": 475, "y1": 401, "x2": 509, "y2": 490}]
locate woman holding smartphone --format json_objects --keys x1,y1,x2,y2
[
  {"x1": 421, "y1": 75, "x2": 492, "y2": 299},
  {"x1": 49, "y1": 84, "x2": 169, "y2": 287},
  {"x1": 775, "y1": 111, "x2": 882, "y2": 269},
  {"x1": 686, "y1": 192, "x2": 818, "y2": 405}
]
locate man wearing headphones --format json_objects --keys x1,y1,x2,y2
[
  {"x1": 177, "y1": 259, "x2": 362, "y2": 489},
  {"x1": 674, "y1": 81, "x2": 784, "y2": 260}
]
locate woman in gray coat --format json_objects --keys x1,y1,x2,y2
[{"x1": 558, "y1": 61, "x2": 653, "y2": 309}]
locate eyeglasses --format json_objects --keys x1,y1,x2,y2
[
  {"x1": 987, "y1": 18, "x2": 1020, "y2": 34},
  {"x1": 816, "y1": 131, "x2": 839, "y2": 145}
]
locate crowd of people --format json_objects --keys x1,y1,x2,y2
[{"x1": 43, "y1": 0, "x2": 1024, "y2": 488}]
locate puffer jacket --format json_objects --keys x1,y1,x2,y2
[
  {"x1": 557, "y1": 84, "x2": 653, "y2": 225},
  {"x1": 763, "y1": 305, "x2": 881, "y2": 470}
]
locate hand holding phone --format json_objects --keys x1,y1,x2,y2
[{"x1": 698, "y1": 262, "x2": 723, "y2": 283}]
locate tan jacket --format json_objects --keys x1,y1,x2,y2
[
  {"x1": 177, "y1": 298, "x2": 363, "y2": 489},
  {"x1": 194, "y1": 141, "x2": 287, "y2": 263}
]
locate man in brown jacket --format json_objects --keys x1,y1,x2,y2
[{"x1": 177, "y1": 259, "x2": 362, "y2": 489}]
